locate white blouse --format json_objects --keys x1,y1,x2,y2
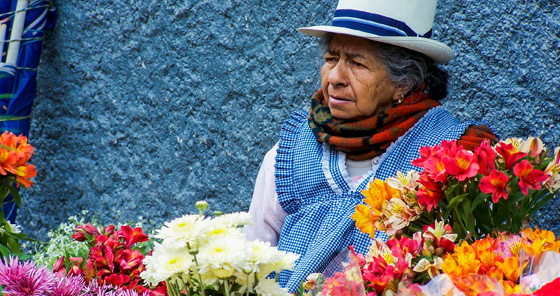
[{"x1": 243, "y1": 144, "x2": 381, "y2": 246}]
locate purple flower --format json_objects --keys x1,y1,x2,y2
[
  {"x1": 0, "y1": 256, "x2": 56, "y2": 296},
  {"x1": 81, "y1": 281, "x2": 150, "y2": 296},
  {"x1": 51, "y1": 275, "x2": 85, "y2": 296}
]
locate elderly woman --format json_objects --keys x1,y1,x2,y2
[{"x1": 244, "y1": 0, "x2": 496, "y2": 291}]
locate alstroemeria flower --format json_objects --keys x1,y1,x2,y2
[
  {"x1": 386, "y1": 170, "x2": 420, "y2": 194},
  {"x1": 445, "y1": 149, "x2": 480, "y2": 181},
  {"x1": 519, "y1": 136, "x2": 545, "y2": 158},
  {"x1": 544, "y1": 147, "x2": 560, "y2": 191},
  {"x1": 352, "y1": 204, "x2": 379, "y2": 239},
  {"x1": 513, "y1": 160, "x2": 549, "y2": 195},
  {"x1": 385, "y1": 198, "x2": 422, "y2": 235},
  {"x1": 495, "y1": 141, "x2": 528, "y2": 170},
  {"x1": 422, "y1": 221, "x2": 457, "y2": 254},
  {"x1": 413, "y1": 257, "x2": 443, "y2": 279},
  {"x1": 480, "y1": 169, "x2": 509, "y2": 202},
  {"x1": 119, "y1": 225, "x2": 150, "y2": 248},
  {"x1": 417, "y1": 178, "x2": 444, "y2": 212},
  {"x1": 475, "y1": 139, "x2": 497, "y2": 176},
  {"x1": 495, "y1": 256, "x2": 520, "y2": 283}
]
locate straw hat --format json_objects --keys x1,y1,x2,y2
[{"x1": 298, "y1": 0, "x2": 454, "y2": 64}]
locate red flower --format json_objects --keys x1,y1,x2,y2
[
  {"x1": 72, "y1": 223, "x2": 100, "y2": 242},
  {"x1": 417, "y1": 178, "x2": 444, "y2": 212},
  {"x1": 513, "y1": 160, "x2": 549, "y2": 195},
  {"x1": 475, "y1": 139, "x2": 497, "y2": 176},
  {"x1": 496, "y1": 142, "x2": 527, "y2": 170},
  {"x1": 445, "y1": 149, "x2": 480, "y2": 181},
  {"x1": 117, "y1": 249, "x2": 145, "y2": 271},
  {"x1": 105, "y1": 273, "x2": 131, "y2": 287},
  {"x1": 480, "y1": 170, "x2": 509, "y2": 202},
  {"x1": 119, "y1": 225, "x2": 150, "y2": 248}
]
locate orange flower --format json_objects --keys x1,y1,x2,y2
[
  {"x1": 495, "y1": 256, "x2": 520, "y2": 283},
  {"x1": 15, "y1": 164, "x2": 36, "y2": 188},
  {"x1": 361, "y1": 178, "x2": 399, "y2": 209},
  {"x1": 352, "y1": 204, "x2": 378, "y2": 239},
  {"x1": 0, "y1": 131, "x2": 35, "y2": 187},
  {"x1": 441, "y1": 241, "x2": 480, "y2": 277}
]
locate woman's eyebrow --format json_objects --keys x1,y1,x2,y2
[{"x1": 326, "y1": 47, "x2": 366, "y2": 60}]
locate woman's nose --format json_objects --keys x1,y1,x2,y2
[{"x1": 328, "y1": 61, "x2": 348, "y2": 87}]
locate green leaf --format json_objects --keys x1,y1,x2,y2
[
  {"x1": 448, "y1": 193, "x2": 469, "y2": 209},
  {"x1": 7, "y1": 184, "x2": 21, "y2": 207},
  {"x1": 471, "y1": 193, "x2": 488, "y2": 212},
  {"x1": 0, "y1": 242, "x2": 12, "y2": 257}
]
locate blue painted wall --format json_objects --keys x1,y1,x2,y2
[{"x1": 20, "y1": 0, "x2": 560, "y2": 238}]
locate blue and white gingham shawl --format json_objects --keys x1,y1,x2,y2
[{"x1": 275, "y1": 106, "x2": 479, "y2": 291}]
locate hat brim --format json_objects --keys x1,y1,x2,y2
[{"x1": 298, "y1": 25, "x2": 454, "y2": 64}]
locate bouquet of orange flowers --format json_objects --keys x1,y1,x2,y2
[{"x1": 0, "y1": 131, "x2": 37, "y2": 256}]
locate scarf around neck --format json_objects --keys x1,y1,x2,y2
[{"x1": 308, "y1": 89, "x2": 441, "y2": 161}]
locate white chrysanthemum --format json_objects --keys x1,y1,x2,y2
[
  {"x1": 155, "y1": 214, "x2": 210, "y2": 249},
  {"x1": 258, "y1": 249, "x2": 299, "y2": 277},
  {"x1": 141, "y1": 243, "x2": 193, "y2": 285},
  {"x1": 254, "y1": 278, "x2": 291, "y2": 296},
  {"x1": 212, "y1": 212, "x2": 254, "y2": 228},
  {"x1": 197, "y1": 233, "x2": 251, "y2": 282},
  {"x1": 203, "y1": 221, "x2": 245, "y2": 244}
]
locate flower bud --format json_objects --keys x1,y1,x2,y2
[
  {"x1": 53, "y1": 256, "x2": 65, "y2": 272},
  {"x1": 213, "y1": 211, "x2": 223, "y2": 217},
  {"x1": 195, "y1": 200, "x2": 208, "y2": 212}
]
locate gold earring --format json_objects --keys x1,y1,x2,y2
[{"x1": 395, "y1": 94, "x2": 404, "y2": 105}]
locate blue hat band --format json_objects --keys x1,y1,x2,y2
[{"x1": 332, "y1": 9, "x2": 432, "y2": 38}]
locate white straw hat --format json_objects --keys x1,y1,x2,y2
[{"x1": 298, "y1": 0, "x2": 454, "y2": 64}]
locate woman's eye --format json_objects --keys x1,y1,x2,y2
[
  {"x1": 352, "y1": 61, "x2": 365, "y2": 68},
  {"x1": 325, "y1": 57, "x2": 338, "y2": 63}
]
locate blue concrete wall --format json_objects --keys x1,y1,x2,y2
[{"x1": 20, "y1": 0, "x2": 560, "y2": 238}]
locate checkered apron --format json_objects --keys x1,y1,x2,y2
[{"x1": 275, "y1": 106, "x2": 478, "y2": 291}]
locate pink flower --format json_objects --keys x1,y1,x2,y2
[
  {"x1": 475, "y1": 139, "x2": 497, "y2": 175},
  {"x1": 52, "y1": 275, "x2": 85, "y2": 296},
  {"x1": 513, "y1": 160, "x2": 549, "y2": 195},
  {"x1": 0, "y1": 256, "x2": 56, "y2": 296},
  {"x1": 445, "y1": 149, "x2": 480, "y2": 181},
  {"x1": 495, "y1": 142, "x2": 528, "y2": 170},
  {"x1": 480, "y1": 170, "x2": 509, "y2": 202}
]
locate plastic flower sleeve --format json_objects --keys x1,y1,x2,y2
[
  {"x1": 396, "y1": 274, "x2": 506, "y2": 296},
  {"x1": 520, "y1": 251, "x2": 560, "y2": 292},
  {"x1": 305, "y1": 248, "x2": 366, "y2": 296}
]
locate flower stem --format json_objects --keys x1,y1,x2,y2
[{"x1": 223, "y1": 279, "x2": 230, "y2": 296}]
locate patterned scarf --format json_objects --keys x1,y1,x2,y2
[{"x1": 308, "y1": 89, "x2": 441, "y2": 161}]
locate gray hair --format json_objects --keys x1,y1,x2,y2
[{"x1": 369, "y1": 41, "x2": 429, "y2": 95}]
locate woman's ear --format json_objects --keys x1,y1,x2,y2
[{"x1": 392, "y1": 85, "x2": 410, "y2": 105}]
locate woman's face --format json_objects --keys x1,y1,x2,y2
[{"x1": 321, "y1": 34, "x2": 399, "y2": 120}]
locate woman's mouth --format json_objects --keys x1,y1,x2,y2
[{"x1": 329, "y1": 96, "x2": 353, "y2": 104}]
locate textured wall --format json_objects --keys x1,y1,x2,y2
[{"x1": 20, "y1": 0, "x2": 560, "y2": 239}]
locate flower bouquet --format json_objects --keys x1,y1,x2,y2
[
  {"x1": 308, "y1": 137, "x2": 560, "y2": 296},
  {"x1": 1, "y1": 202, "x2": 300, "y2": 296},
  {"x1": 141, "y1": 201, "x2": 299, "y2": 296},
  {"x1": 0, "y1": 131, "x2": 37, "y2": 256}
]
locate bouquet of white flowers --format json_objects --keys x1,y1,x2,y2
[{"x1": 141, "y1": 201, "x2": 299, "y2": 296}]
